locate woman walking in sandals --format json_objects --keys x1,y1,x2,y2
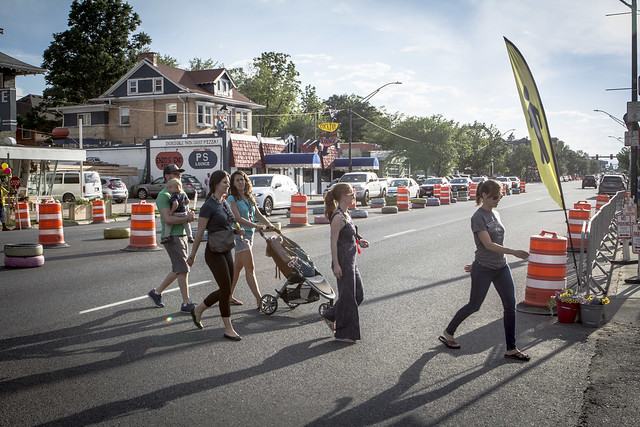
[
  {"x1": 227, "y1": 171, "x2": 275, "y2": 308},
  {"x1": 439, "y1": 179, "x2": 531, "y2": 361},
  {"x1": 321, "y1": 183, "x2": 370, "y2": 343}
]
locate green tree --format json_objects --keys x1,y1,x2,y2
[
  {"x1": 155, "y1": 52, "x2": 179, "y2": 67},
  {"x1": 279, "y1": 85, "x2": 326, "y2": 140},
  {"x1": 42, "y1": 0, "x2": 151, "y2": 105},
  {"x1": 188, "y1": 57, "x2": 221, "y2": 71},
  {"x1": 232, "y1": 52, "x2": 301, "y2": 136}
]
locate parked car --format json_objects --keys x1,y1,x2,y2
[
  {"x1": 248, "y1": 173, "x2": 299, "y2": 216},
  {"x1": 449, "y1": 177, "x2": 472, "y2": 194},
  {"x1": 101, "y1": 176, "x2": 129, "y2": 203},
  {"x1": 598, "y1": 174, "x2": 626, "y2": 196},
  {"x1": 134, "y1": 175, "x2": 199, "y2": 199},
  {"x1": 323, "y1": 178, "x2": 340, "y2": 196},
  {"x1": 582, "y1": 175, "x2": 597, "y2": 189},
  {"x1": 338, "y1": 172, "x2": 385, "y2": 206},
  {"x1": 182, "y1": 174, "x2": 206, "y2": 198},
  {"x1": 45, "y1": 170, "x2": 102, "y2": 202},
  {"x1": 419, "y1": 177, "x2": 449, "y2": 198},
  {"x1": 508, "y1": 176, "x2": 520, "y2": 189},
  {"x1": 387, "y1": 178, "x2": 420, "y2": 198},
  {"x1": 471, "y1": 176, "x2": 487, "y2": 183}
]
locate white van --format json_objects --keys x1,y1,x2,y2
[{"x1": 45, "y1": 171, "x2": 102, "y2": 202}]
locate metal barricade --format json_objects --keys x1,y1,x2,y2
[{"x1": 575, "y1": 191, "x2": 625, "y2": 295}]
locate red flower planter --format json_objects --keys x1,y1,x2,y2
[{"x1": 557, "y1": 300, "x2": 579, "y2": 323}]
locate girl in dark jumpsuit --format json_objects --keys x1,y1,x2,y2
[{"x1": 321, "y1": 183, "x2": 370, "y2": 343}]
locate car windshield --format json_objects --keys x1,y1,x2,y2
[
  {"x1": 84, "y1": 172, "x2": 99, "y2": 183},
  {"x1": 451, "y1": 178, "x2": 467, "y2": 183},
  {"x1": 496, "y1": 177, "x2": 508, "y2": 182},
  {"x1": 339, "y1": 174, "x2": 367, "y2": 183},
  {"x1": 602, "y1": 176, "x2": 623, "y2": 184},
  {"x1": 250, "y1": 176, "x2": 273, "y2": 187},
  {"x1": 472, "y1": 177, "x2": 485, "y2": 182},
  {"x1": 390, "y1": 179, "x2": 408, "y2": 187},
  {"x1": 509, "y1": 177, "x2": 517, "y2": 181},
  {"x1": 424, "y1": 178, "x2": 442, "y2": 184}
]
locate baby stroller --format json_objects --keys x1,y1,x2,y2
[{"x1": 259, "y1": 229, "x2": 335, "y2": 315}]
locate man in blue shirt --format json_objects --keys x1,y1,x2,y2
[{"x1": 148, "y1": 164, "x2": 197, "y2": 313}]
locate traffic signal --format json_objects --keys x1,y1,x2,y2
[
  {"x1": 595, "y1": 154, "x2": 599, "y2": 160},
  {"x1": 610, "y1": 154, "x2": 614, "y2": 159}
]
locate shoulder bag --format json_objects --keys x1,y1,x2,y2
[{"x1": 207, "y1": 199, "x2": 236, "y2": 253}]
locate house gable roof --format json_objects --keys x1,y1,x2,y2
[{"x1": 98, "y1": 59, "x2": 262, "y2": 108}]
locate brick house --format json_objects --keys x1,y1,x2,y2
[{"x1": 54, "y1": 52, "x2": 264, "y2": 146}]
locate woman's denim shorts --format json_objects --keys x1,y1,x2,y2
[{"x1": 234, "y1": 235, "x2": 253, "y2": 253}]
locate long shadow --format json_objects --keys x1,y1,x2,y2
[
  {"x1": 37, "y1": 338, "x2": 344, "y2": 426},
  {"x1": 41, "y1": 249, "x2": 135, "y2": 262},
  {"x1": 306, "y1": 318, "x2": 585, "y2": 426},
  {"x1": 0, "y1": 305, "x2": 317, "y2": 395}
]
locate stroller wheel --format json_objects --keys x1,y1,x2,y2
[
  {"x1": 286, "y1": 302, "x2": 300, "y2": 310},
  {"x1": 318, "y1": 302, "x2": 330, "y2": 317},
  {"x1": 261, "y1": 294, "x2": 278, "y2": 315}
]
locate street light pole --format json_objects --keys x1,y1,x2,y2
[{"x1": 348, "y1": 81, "x2": 402, "y2": 172}]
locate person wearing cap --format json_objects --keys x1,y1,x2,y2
[{"x1": 148, "y1": 164, "x2": 197, "y2": 313}]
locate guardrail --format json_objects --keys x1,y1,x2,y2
[{"x1": 575, "y1": 191, "x2": 626, "y2": 295}]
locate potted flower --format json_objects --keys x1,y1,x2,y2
[
  {"x1": 550, "y1": 288, "x2": 581, "y2": 323},
  {"x1": 579, "y1": 295, "x2": 610, "y2": 328}
]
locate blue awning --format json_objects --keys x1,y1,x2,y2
[
  {"x1": 264, "y1": 153, "x2": 321, "y2": 168},
  {"x1": 334, "y1": 157, "x2": 379, "y2": 170}
]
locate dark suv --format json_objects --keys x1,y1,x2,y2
[
  {"x1": 582, "y1": 175, "x2": 597, "y2": 189},
  {"x1": 598, "y1": 174, "x2": 626, "y2": 195}
]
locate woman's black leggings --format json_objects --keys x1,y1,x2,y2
[{"x1": 203, "y1": 247, "x2": 233, "y2": 317}]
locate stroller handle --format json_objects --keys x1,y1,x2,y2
[{"x1": 259, "y1": 227, "x2": 281, "y2": 238}]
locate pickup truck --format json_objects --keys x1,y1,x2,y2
[{"x1": 338, "y1": 172, "x2": 385, "y2": 206}]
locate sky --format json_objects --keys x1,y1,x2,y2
[{"x1": 1, "y1": 0, "x2": 636, "y2": 162}]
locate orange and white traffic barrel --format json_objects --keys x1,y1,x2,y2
[
  {"x1": 122, "y1": 201, "x2": 161, "y2": 251},
  {"x1": 38, "y1": 202, "x2": 69, "y2": 248},
  {"x1": 289, "y1": 193, "x2": 309, "y2": 227},
  {"x1": 440, "y1": 184, "x2": 450, "y2": 205},
  {"x1": 433, "y1": 184, "x2": 441, "y2": 200},
  {"x1": 524, "y1": 230, "x2": 567, "y2": 307},
  {"x1": 567, "y1": 207, "x2": 590, "y2": 251},
  {"x1": 573, "y1": 200, "x2": 591, "y2": 212},
  {"x1": 92, "y1": 199, "x2": 106, "y2": 223},
  {"x1": 595, "y1": 194, "x2": 610, "y2": 210},
  {"x1": 469, "y1": 182, "x2": 477, "y2": 200},
  {"x1": 520, "y1": 182, "x2": 526, "y2": 193},
  {"x1": 397, "y1": 185, "x2": 410, "y2": 211},
  {"x1": 13, "y1": 201, "x2": 31, "y2": 229}
]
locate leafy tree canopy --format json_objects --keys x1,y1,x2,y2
[{"x1": 42, "y1": 0, "x2": 151, "y2": 105}]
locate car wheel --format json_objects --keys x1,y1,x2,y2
[
  {"x1": 137, "y1": 188, "x2": 148, "y2": 199},
  {"x1": 263, "y1": 197, "x2": 273, "y2": 216},
  {"x1": 361, "y1": 191, "x2": 369, "y2": 206},
  {"x1": 62, "y1": 193, "x2": 75, "y2": 203}
]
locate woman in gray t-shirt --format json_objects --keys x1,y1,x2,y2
[{"x1": 439, "y1": 179, "x2": 531, "y2": 361}]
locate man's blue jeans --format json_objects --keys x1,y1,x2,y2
[{"x1": 446, "y1": 261, "x2": 517, "y2": 351}]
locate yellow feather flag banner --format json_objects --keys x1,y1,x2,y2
[{"x1": 505, "y1": 37, "x2": 564, "y2": 209}]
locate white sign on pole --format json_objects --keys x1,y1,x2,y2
[
  {"x1": 618, "y1": 214, "x2": 632, "y2": 239},
  {"x1": 632, "y1": 223, "x2": 640, "y2": 254}
]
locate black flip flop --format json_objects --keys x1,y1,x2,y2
[{"x1": 438, "y1": 335, "x2": 461, "y2": 349}]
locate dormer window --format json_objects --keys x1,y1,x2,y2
[{"x1": 216, "y1": 79, "x2": 231, "y2": 97}]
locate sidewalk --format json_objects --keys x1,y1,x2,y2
[{"x1": 579, "y1": 248, "x2": 640, "y2": 425}]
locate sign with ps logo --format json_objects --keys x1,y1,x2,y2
[{"x1": 189, "y1": 151, "x2": 217, "y2": 169}]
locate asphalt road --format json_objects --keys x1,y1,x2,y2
[{"x1": 0, "y1": 182, "x2": 610, "y2": 426}]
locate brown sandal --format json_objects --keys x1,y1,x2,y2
[{"x1": 438, "y1": 335, "x2": 461, "y2": 349}]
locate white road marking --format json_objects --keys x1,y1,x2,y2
[
  {"x1": 382, "y1": 229, "x2": 417, "y2": 240},
  {"x1": 79, "y1": 280, "x2": 210, "y2": 314}
]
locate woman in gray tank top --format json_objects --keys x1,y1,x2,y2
[{"x1": 439, "y1": 179, "x2": 531, "y2": 361}]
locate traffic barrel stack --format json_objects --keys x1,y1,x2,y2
[
  {"x1": 433, "y1": 184, "x2": 441, "y2": 200},
  {"x1": 92, "y1": 199, "x2": 106, "y2": 223},
  {"x1": 574, "y1": 200, "x2": 591, "y2": 212},
  {"x1": 289, "y1": 193, "x2": 309, "y2": 226},
  {"x1": 397, "y1": 186, "x2": 410, "y2": 211},
  {"x1": 440, "y1": 184, "x2": 450, "y2": 205},
  {"x1": 595, "y1": 194, "x2": 610, "y2": 211},
  {"x1": 38, "y1": 201, "x2": 69, "y2": 248},
  {"x1": 519, "y1": 182, "x2": 526, "y2": 193},
  {"x1": 13, "y1": 201, "x2": 31, "y2": 229},
  {"x1": 567, "y1": 207, "x2": 590, "y2": 251},
  {"x1": 469, "y1": 182, "x2": 477, "y2": 201},
  {"x1": 122, "y1": 201, "x2": 161, "y2": 251},
  {"x1": 523, "y1": 231, "x2": 567, "y2": 307}
]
